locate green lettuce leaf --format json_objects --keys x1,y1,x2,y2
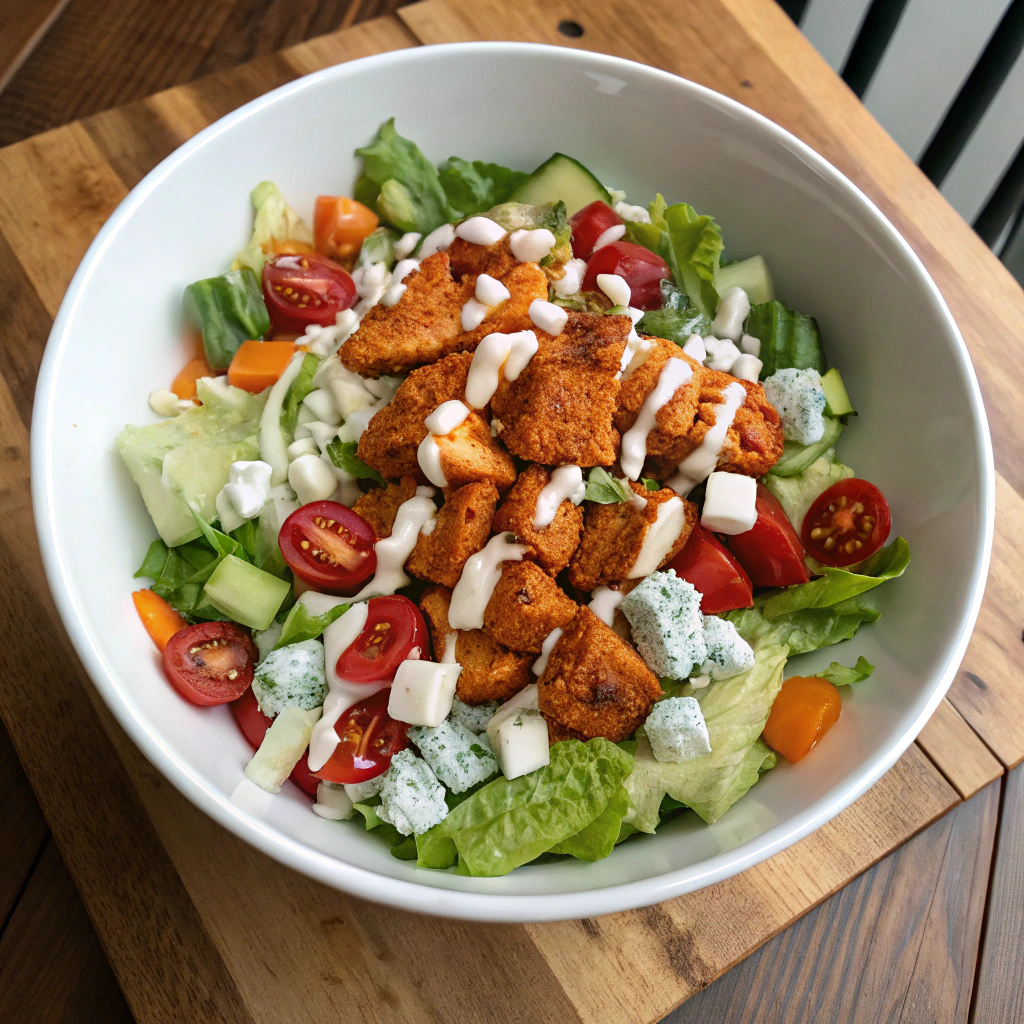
[
  {"x1": 133, "y1": 539, "x2": 231, "y2": 622},
  {"x1": 818, "y1": 656, "x2": 875, "y2": 686},
  {"x1": 355, "y1": 118, "x2": 451, "y2": 234},
  {"x1": 280, "y1": 353, "x2": 320, "y2": 439},
  {"x1": 664, "y1": 203, "x2": 723, "y2": 318},
  {"x1": 438, "y1": 158, "x2": 529, "y2": 218},
  {"x1": 638, "y1": 305, "x2": 712, "y2": 342},
  {"x1": 744, "y1": 300, "x2": 826, "y2": 378},
  {"x1": 232, "y1": 181, "x2": 313, "y2": 276},
  {"x1": 762, "y1": 452, "x2": 855, "y2": 534},
  {"x1": 326, "y1": 437, "x2": 385, "y2": 485},
  {"x1": 190, "y1": 506, "x2": 248, "y2": 562},
  {"x1": 625, "y1": 643, "x2": 787, "y2": 830},
  {"x1": 584, "y1": 467, "x2": 632, "y2": 504},
  {"x1": 724, "y1": 598, "x2": 881, "y2": 656},
  {"x1": 549, "y1": 786, "x2": 630, "y2": 861},
  {"x1": 355, "y1": 226, "x2": 399, "y2": 270},
  {"x1": 274, "y1": 599, "x2": 350, "y2": 650}
]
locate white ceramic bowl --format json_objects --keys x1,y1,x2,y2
[{"x1": 32, "y1": 42, "x2": 993, "y2": 922}]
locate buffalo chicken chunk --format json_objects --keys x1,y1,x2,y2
[
  {"x1": 407, "y1": 482, "x2": 498, "y2": 587},
  {"x1": 351, "y1": 477, "x2": 418, "y2": 539},
  {"x1": 482, "y1": 560, "x2": 578, "y2": 654}
]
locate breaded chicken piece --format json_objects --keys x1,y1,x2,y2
[
  {"x1": 357, "y1": 352, "x2": 515, "y2": 490},
  {"x1": 406, "y1": 482, "x2": 498, "y2": 587},
  {"x1": 544, "y1": 715, "x2": 587, "y2": 745},
  {"x1": 448, "y1": 235, "x2": 519, "y2": 282},
  {"x1": 351, "y1": 477, "x2": 418, "y2": 539},
  {"x1": 339, "y1": 253, "x2": 473, "y2": 377},
  {"x1": 569, "y1": 482, "x2": 697, "y2": 592},
  {"x1": 617, "y1": 339, "x2": 784, "y2": 481},
  {"x1": 420, "y1": 586, "x2": 533, "y2": 704},
  {"x1": 491, "y1": 464, "x2": 584, "y2": 577},
  {"x1": 537, "y1": 606, "x2": 661, "y2": 742},
  {"x1": 491, "y1": 311, "x2": 630, "y2": 467},
  {"x1": 483, "y1": 561, "x2": 578, "y2": 654},
  {"x1": 456, "y1": 261, "x2": 549, "y2": 351}
]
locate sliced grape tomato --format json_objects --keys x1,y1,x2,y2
[
  {"x1": 278, "y1": 501, "x2": 377, "y2": 595},
  {"x1": 802, "y1": 478, "x2": 891, "y2": 567},
  {"x1": 335, "y1": 595, "x2": 429, "y2": 684},
  {"x1": 262, "y1": 252, "x2": 355, "y2": 332},
  {"x1": 162, "y1": 622, "x2": 257, "y2": 706},
  {"x1": 311, "y1": 689, "x2": 409, "y2": 784}
]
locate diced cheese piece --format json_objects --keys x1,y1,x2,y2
[
  {"x1": 763, "y1": 367, "x2": 827, "y2": 445},
  {"x1": 682, "y1": 334, "x2": 706, "y2": 362},
  {"x1": 449, "y1": 696, "x2": 499, "y2": 734},
  {"x1": 313, "y1": 781, "x2": 354, "y2": 820},
  {"x1": 703, "y1": 337, "x2": 740, "y2": 373},
  {"x1": 730, "y1": 353, "x2": 763, "y2": 382},
  {"x1": 419, "y1": 223, "x2": 456, "y2": 257},
  {"x1": 302, "y1": 388, "x2": 341, "y2": 426},
  {"x1": 344, "y1": 776, "x2": 384, "y2": 803},
  {"x1": 244, "y1": 706, "x2": 322, "y2": 793},
  {"x1": 592, "y1": 223, "x2": 626, "y2": 252},
  {"x1": 552, "y1": 258, "x2": 586, "y2": 298},
  {"x1": 455, "y1": 216, "x2": 507, "y2": 246},
  {"x1": 700, "y1": 614, "x2": 755, "y2": 680},
  {"x1": 486, "y1": 705, "x2": 550, "y2": 780},
  {"x1": 388, "y1": 661, "x2": 461, "y2": 726},
  {"x1": 509, "y1": 227, "x2": 556, "y2": 263},
  {"x1": 740, "y1": 333, "x2": 761, "y2": 356},
  {"x1": 377, "y1": 749, "x2": 448, "y2": 835},
  {"x1": 620, "y1": 569, "x2": 707, "y2": 679},
  {"x1": 409, "y1": 719, "x2": 499, "y2": 792},
  {"x1": 596, "y1": 272, "x2": 631, "y2": 307},
  {"x1": 529, "y1": 298, "x2": 568, "y2": 336},
  {"x1": 701, "y1": 471, "x2": 757, "y2": 535},
  {"x1": 288, "y1": 452, "x2": 337, "y2": 504},
  {"x1": 475, "y1": 273, "x2": 511, "y2": 307},
  {"x1": 252, "y1": 639, "x2": 327, "y2": 717},
  {"x1": 614, "y1": 201, "x2": 651, "y2": 223},
  {"x1": 645, "y1": 696, "x2": 711, "y2": 763},
  {"x1": 711, "y1": 285, "x2": 751, "y2": 342}
]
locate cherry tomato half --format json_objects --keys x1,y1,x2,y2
[
  {"x1": 726, "y1": 483, "x2": 811, "y2": 587},
  {"x1": 312, "y1": 689, "x2": 409, "y2": 784},
  {"x1": 278, "y1": 501, "x2": 377, "y2": 595},
  {"x1": 569, "y1": 200, "x2": 624, "y2": 260},
  {"x1": 314, "y1": 196, "x2": 379, "y2": 262},
  {"x1": 335, "y1": 595, "x2": 429, "y2": 684},
  {"x1": 162, "y1": 622, "x2": 257, "y2": 706},
  {"x1": 581, "y1": 240, "x2": 671, "y2": 310},
  {"x1": 230, "y1": 689, "x2": 318, "y2": 797},
  {"x1": 802, "y1": 478, "x2": 892, "y2": 567},
  {"x1": 262, "y1": 252, "x2": 356, "y2": 332},
  {"x1": 668, "y1": 525, "x2": 754, "y2": 614}
]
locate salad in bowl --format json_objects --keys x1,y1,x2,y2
[{"x1": 118, "y1": 118, "x2": 908, "y2": 878}]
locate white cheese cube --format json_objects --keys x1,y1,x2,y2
[
  {"x1": 701, "y1": 471, "x2": 758, "y2": 535},
  {"x1": 645, "y1": 696, "x2": 712, "y2": 763},
  {"x1": 302, "y1": 388, "x2": 341, "y2": 426},
  {"x1": 419, "y1": 223, "x2": 456, "y2": 257},
  {"x1": 596, "y1": 272, "x2": 631, "y2": 307},
  {"x1": 730, "y1": 353, "x2": 763, "y2": 382},
  {"x1": 286, "y1": 436, "x2": 320, "y2": 460},
  {"x1": 681, "y1": 334, "x2": 707, "y2": 362},
  {"x1": 252, "y1": 639, "x2": 327, "y2": 717},
  {"x1": 700, "y1": 614, "x2": 755, "y2": 679},
  {"x1": 288, "y1": 452, "x2": 337, "y2": 504},
  {"x1": 377, "y1": 750, "x2": 448, "y2": 835},
  {"x1": 509, "y1": 227, "x2": 556, "y2": 264},
  {"x1": 763, "y1": 367, "x2": 827, "y2": 445},
  {"x1": 551, "y1": 258, "x2": 586, "y2": 298},
  {"x1": 529, "y1": 298, "x2": 568, "y2": 336},
  {"x1": 711, "y1": 285, "x2": 751, "y2": 342},
  {"x1": 475, "y1": 273, "x2": 511, "y2": 307},
  {"x1": 312, "y1": 781, "x2": 354, "y2": 820},
  {"x1": 486, "y1": 705, "x2": 550, "y2": 780},
  {"x1": 620, "y1": 570, "x2": 707, "y2": 679},
  {"x1": 455, "y1": 216, "x2": 507, "y2": 246},
  {"x1": 740, "y1": 333, "x2": 761, "y2": 356},
  {"x1": 614, "y1": 201, "x2": 651, "y2": 223},
  {"x1": 703, "y1": 337, "x2": 741, "y2": 373},
  {"x1": 409, "y1": 719, "x2": 499, "y2": 793},
  {"x1": 393, "y1": 232, "x2": 422, "y2": 260},
  {"x1": 244, "y1": 706, "x2": 322, "y2": 794},
  {"x1": 388, "y1": 661, "x2": 461, "y2": 726},
  {"x1": 449, "y1": 696, "x2": 499, "y2": 734}
]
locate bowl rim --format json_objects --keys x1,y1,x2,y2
[{"x1": 31, "y1": 40, "x2": 995, "y2": 922}]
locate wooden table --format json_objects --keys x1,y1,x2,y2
[{"x1": 1, "y1": 1, "x2": 1023, "y2": 1021}]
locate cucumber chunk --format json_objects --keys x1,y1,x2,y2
[
  {"x1": 714, "y1": 255, "x2": 775, "y2": 305},
  {"x1": 203, "y1": 554, "x2": 291, "y2": 630},
  {"x1": 821, "y1": 367, "x2": 855, "y2": 416},
  {"x1": 768, "y1": 415, "x2": 844, "y2": 478},
  {"x1": 509, "y1": 153, "x2": 610, "y2": 216}
]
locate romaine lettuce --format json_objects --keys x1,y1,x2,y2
[
  {"x1": 664, "y1": 203, "x2": 724, "y2": 318},
  {"x1": 584, "y1": 467, "x2": 631, "y2": 503},
  {"x1": 724, "y1": 598, "x2": 881, "y2": 655},
  {"x1": 274, "y1": 600, "x2": 350, "y2": 650},
  {"x1": 280, "y1": 353, "x2": 320, "y2": 439},
  {"x1": 326, "y1": 438, "x2": 385, "y2": 485},
  {"x1": 763, "y1": 451, "x2": 855, "y2": 533},
  {"x1": 232, "y1": 181, "x2": 313, "y2": 276},
  {"x1": 184, "y1": 268, "x2": 271, "y2": 371},
  {"x1": 439, "y1": 158, "x2": 529, "y2": 218},
  {"x1": 744, "y1": 300, "x2": 826, "y2": 378},
  {"x1": 818, "y1": 657, "x2": 874, "y2": 686},
  {"x1": 548, "y1": 786, "x2": 630, "y2": 861}
]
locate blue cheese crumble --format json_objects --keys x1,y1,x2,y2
[
  {"x1": 409, "y1": 719, "x2": 499, "y2": 793},
  {"x1": 699, "y1": 615, "x2": 755, "y2": 680},
  {"x1": 377, "y1": 749, "x2": 449, "y2": 835},
  {"x1": 449, "y1": 696, "x2": 500, "y2": 735},
  {"x1": 621, "y1": 569, "x2": 707, "y2": 679},
  {"x1": 252, "y1": 639, "x2": 327, "y2": 717},
  {"x1": 763, "y1": 367, "x2": 827, "y2": 445},
  {"x1": 645, "y1": 697, "x2": 711, "y2": 763}
]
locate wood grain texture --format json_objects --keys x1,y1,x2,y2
[
  {"x1": 972, "y1": 765, "x2": 1024, "y2": 1023},
  {"x1": 0, "y1": 719, "x2": 46, "y2": 929},
  {"x1": 0, "y1": 0, "x2": 70, "y2": 94},
  {"x1": 0, "y1": 841, "x2": 135, "y2": 1024},
  {"x1": 916, "y1": 698, "x2": 1002, "y2": 798},
  {"x1": 666, "y1": 778, "x2": 1000, "y2": 1023}
]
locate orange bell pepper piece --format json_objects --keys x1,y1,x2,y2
[
  {"x1": 132, "y1": 590, "x2": 188, "y2": 651},
  {"x1": 762, "y1": 675, "x2": 842, "y2": 763},
  {"x1": 265, "y1": 237, "x2": 318, "y2": 257},
  {"x1": 227, "y1": 340, "x2": 298, "y2": 393},
  {"x1": 171, "y1": 354, "x2": 216, "y2": 400},
  {"x1": 314, "y1": 196, "x2": 378, "y2": 261}
]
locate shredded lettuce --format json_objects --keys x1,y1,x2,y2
[
  {"x1": 326, "y1": 438, "x2": 385, "y2": 485},
  {"x1": 439, "y1": 158, "x2": 529, "y2": 218},
  {"x1": 763, "y1": 452, "x2": 855, "y2": 533},
  {"x1": 745, "y1": 300, "x2": 826, "y2": 378},
  {"x1": 818, "y1": 657, "x2": 875, "y2": 686},
  {"x1": 280, "y1": 353, "x2": 320, "y2": 439},
  {"x1": 232, "y1": 181, "x2": 313, "y2": 276}
]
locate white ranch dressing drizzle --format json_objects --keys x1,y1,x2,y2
[
  {"x1": 627, "y1": 488, "x2": 649, "y2": 511},
  {"x1": 588, "y1": 586, "x2": 625, "y2": 626},
  {"x1": 465, "y1": 330, "x2": 539, "y2": 409},
  {"x1": 666, "y1": 381, "x2": 747, "y2": 496},
  {"x1": 441, "y1": 632, "x2": 459, "y2": 664},
  {"x1": 416, "y1": 401, "x2": 472, "y2": 487},
  {"x1": 532, "y1": 465, "x2": 585, "y2": 528},
  {"x1": 532, "y1": 627, "x2": 564, "y2": 676},
  {"x1": 449, "y1": 532, "x2": 528, "y2": 630},
  {"x1": 620, "y1": 358, "x2": 694, "y2": 480},
  {"x1": 308, "y1": 602, "x2": 374, "y2": 771},
  {"x1": 628, "y1": 496, "x2": 686, "y2": 578},
  {"x1": 351, "y1": 491, "x2": 437, "y2": 600},
  {"x1": 455, "y1": 216, "x2": 507, "y2": 246}
]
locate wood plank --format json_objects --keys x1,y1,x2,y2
[
  {"x1": 916, "y1": 698, "x2": 1003, "y2": 798},
  {"x1": 972, "y1": 765, "x2": 1024, "y2": 1023},
  {"x1": 666, "y1": 778, "x2": 999, "y2": 1023},
  {"x1": 0, "y1": 0, "x2": 70, "y2": 95},
  {"x1": 0, "y1": 840, "x2": 135, "y2": 1024}
]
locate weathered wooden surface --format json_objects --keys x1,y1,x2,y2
[{"x1": 0, "y1": 0, "x2": 1021, "y2": 1020}]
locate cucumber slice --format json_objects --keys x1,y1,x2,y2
[
  {"x1": 508, "y1": 154, "x2": 611, "y2": 216},
  {"x1": 714, "y1": 255, "x2": 775, "y2": 305},
  {"x1": 203, "y1": 554, "x2": 291, "y2": 630},
  {"x1": 821, "y1": 367, "x2": 855, "y2": 416},
  {"x1": 769, "y1": 416, "x2": 844, "y2": 478}
]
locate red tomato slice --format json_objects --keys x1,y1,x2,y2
[
  {"x1": 278, "y1": 501, "x2": 377, "y2": 595},
  {"x1": 312, "y1": 689, "x2": 409, "y2": 784},
  {"x1": 569, "y1": 200, "x2": 624, "y2": 259},
  {"x1": 162, "y1": 622, "x2": 257, "y2": 706},
  {"x1": 335, "y1": 595, "x2": 429, "y2": 684},
  {"x1": 802, "y1": 478, "x2": 891, "y2": 567},
  {"x1": 726, "y1": 483, "x2": 811, "y2": 587},
  {"x1": 230, "y1": 689, "x2": 318, "y2": 797},
  {"x1": 314, "y1": 196, "x2": 379, "y2": 262},
  {"x1": 581, "y1": 240, "x2": 671, "y2": 310},
  {"x1": 262, "y1": 252, "x2": 355, "y2": 332},
  {"x1": 667, "y1": 525, "x2": 754, "y2": 613}
]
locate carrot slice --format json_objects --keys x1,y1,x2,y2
[
  {"x1": 172, "y1": 355, "x2": 215, "y2": 400},
  {"x1": 227, "y1": 340, "x2": 298, "y2": 393},
  {"x1": 132, "y1": 590, "x2": 188, "y2": 652},
  {"x1": 762, "y1": 675, "x2": 842, "y2": 763}
]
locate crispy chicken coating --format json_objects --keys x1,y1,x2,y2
[
  {"x1": 482, "y1": 560, "x2": 578, "y2": 654},
  {"x1": 351, "y1": 477, "x2": 418, "y2": 539},
  {"x1": 447, "y1": 235, "x2": 519, "y2": 280},
  {"x1": 537, "y1": 606, "x2": 661, "y2": 742},
  {"x1": 491, "y1": 464, "x2": 584, "y2": 576},
  {"x1": 568, "y1": 482, "x2": 697, "y2": 592},
  {"x1": 456, "y1": 261, "x2": 549, "y2": 351},
  {"x1": 407, "y1": 482, "x2": 498, "y2": 588},
  {"x1": 490, "y1": 311, "x2": 629, "y2": 467},
  {"x1": 419, "y1": 585, "x2": 533, "y2": 705},
  {"x1": 435, "y1": 412, "x2": 517, "y2": 491},
  {"x1": 544, "y1": 715, "x2": 587, "y2": 745}
]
